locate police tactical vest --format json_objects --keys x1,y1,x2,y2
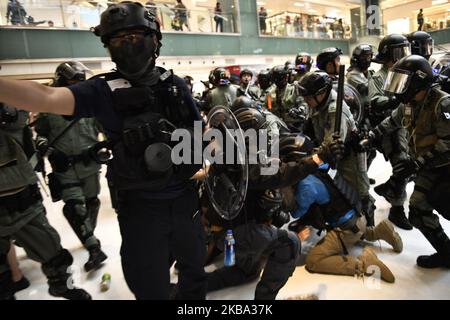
[
  {"x1": 410, "y1": 88, "x2": 449, "y2": 156},
  {"x1": 209, "y1": 85, "x2": 238, "y2": 109},
  {"x1": 302, "y1": 172, "x2": 355, "y2": 231},
  {"x1": 0, "y1": 131, "x2": 37, "y2": 195},
  {"x1": 268, "y1": 84, "x2": 297, "y2": 122},
  {"x1": 103, "y1": 68, "x2": 201, "y2": 191}
]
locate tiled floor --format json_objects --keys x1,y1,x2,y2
[{"x1": 14, "y1": 153, "x2": 450, "y2": 300}]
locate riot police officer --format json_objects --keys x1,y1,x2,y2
[
  {"x1": 369, "y1": 33, "x2": 412, "y2": 230},
  {"x1": 35, "y1": 61, "x2": 107, "y2": 272},
  {"x1": 0, "y1": 103, "x2": 91, "y2": 300},
  {"x1": 238, "y1": 68, "x2": 261, "y2": 100},
  {"x1": 316, "y1": 47, "x2": 343, "y2": 80},
  {"x1": 264, "y1": 65, "x2": 299, "y2": 126},
  {"x1": 347, "y1": 44, "x2": 373, "y2": 105},
  {"x1": 203, "y1": 101, "x2": 345, "y2": 299},
  {"x1": 373, "y1": 55, "x2": 450, "y2": 268},
  {"x1": 0, "y1": 2, "x2": 206, "y2": 299},
  {"x1": 407, "y1": 31, "x2": 434, "y2": 62},
  {"x1": 298, "y1": 71, "x2": 375, "y2": 226},
  {"x1": 206, "y1": 67, "x2": 239, "y2": 111},
  {"x1": 346, "y1": 44, "x2": 377, "y2": 176},
  {"x1": 294, "y1": 52, "x2": 313, "y2": 82},
  {"x1": 256, "y1": 69, "x2": 273, "y2": 106}
]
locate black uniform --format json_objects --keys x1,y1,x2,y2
[{"x1": 70, "y1": 2, "x2": 206, "y2": 299}]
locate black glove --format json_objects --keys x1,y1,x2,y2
[
  {"x1": 379, "y1": 96, "x2": 400, "y2": 111},
  {"x1": 392, "y1": 158, "x2": 422, "y2": 180},
  {"x1": 360, "y1": 127, "x2": 382, "y2": 151},
  {"x1": 87, "y1": 141, "x2": 111, "y2": 164},
  {"x1": 316, "y1": 136, "x2": 345, "y2": 167}
]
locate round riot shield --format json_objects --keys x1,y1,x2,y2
[
  {"x1": 332, "y1": 82, "x2": 363, "y2": 124},
  {"x1": 344, "y1": 83, "x2": 363, "y2": 124},
  {"x1": 204, "y1": 106, "x2": 249, "y2": 221}
]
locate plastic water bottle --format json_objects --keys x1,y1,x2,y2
[
  {"x1": 224, "y1": 229, "x2": 236, "y2": 267},
  {"x1": 100, "y1": 273, "x2": 111, "y2": 292}
]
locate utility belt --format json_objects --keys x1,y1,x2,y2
[
  {"x1": 48, "y1": 149, "x2": 92, "y2": 173},
  {"x1": 327, "y1": 209, "x2": 359, "y2": 233},
  {"x1": 0, "y1": 184, "x2": 42, "y2": 214}
]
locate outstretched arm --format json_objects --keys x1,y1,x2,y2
[{"x1": 0, "y1": 79, "x2": 75, "y2": 115}]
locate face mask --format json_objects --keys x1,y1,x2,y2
[
  {"x1": 358, "y1": 58, "x2": 372, "y2": 70},
  {"x1": 109, "y1": 34, "x2": 157, "y2": 80}
]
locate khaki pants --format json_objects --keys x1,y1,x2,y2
[{"x1": 306, "y1": 217, "x2": 372, "y2": 276}]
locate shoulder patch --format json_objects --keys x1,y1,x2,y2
[
  {"x1": 328, "y1": 102, "x2": 337, "y2": 113},
  {"x1": 439, "y1": 97, "x2": 450, "y2": 120},
  {"x1": 106, "y1": 78, "x2": 132, "y2": 92}
]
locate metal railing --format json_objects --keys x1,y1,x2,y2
[
  {"x1": 0, "y1": 0, "x2": 240, "y2": 34},
  {"x1": 259, "y1": 11, "x2": 353, "y2": 40}
]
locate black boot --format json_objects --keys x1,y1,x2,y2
[
  {"x1": 374, "y1": 177, "x2": 406, "y2": 204},
  {"x1": 389, "y1": 206, "x2": 413, "y2": 230},
  {"x1": 417, "y1": 252, "x2": 450, "y2": 269},
  {"x1": 84, "y1": 244, "x2": 107, "y2": 272},
  {"x1": 42, "y1": 249, "x2": 92, "y2": 300},
  {"x1": 411, "y1": 211, "x2": 450, "y2": 268},
  {"x1": 48, "y1": 281, "x2": 92, "y2": 300}
]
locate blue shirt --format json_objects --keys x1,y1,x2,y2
[
  {"x1": 293, "y1": 174, "x2": 330, "y2": 219},
  {"x1": 67, "y1": 72, "x2": 201, "y2": 199}
]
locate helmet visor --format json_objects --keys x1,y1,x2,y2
[
  {"x1": 416, "y1": 39, "x2": 434, "y2": 57},
  {"x1": 383, "y1": 69, "x2": 412, "y2": 94},
  {"x1": 391, "y1": 44, "x2": 411, "y2": 62}
]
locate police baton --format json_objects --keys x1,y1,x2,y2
[
  {"x1": 334, "y1": 64, "x2": 346, "y2": 138},
  {"x1": 28, "y1": 118, "x2": 81, "y2": 170}
]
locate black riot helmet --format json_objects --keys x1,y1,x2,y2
[
  {"x1": 373, "y1": 34, "x2": 411, "y2": 64},
  {"x1": 233, "y1": 106, "x2": 266, "y2": 130},
  {"x1": 54, "y1": 61, "x2": 92, "y2": 87},
  {"x1": 231, "y1": 96, "x2": 257, "y2": 112},
  {"x1": 94, "y1": 1, "x2": 161, "y2": 46},
  {"x1": 212, "y1": 67, "x2": 231, "y2": 86},
  {"x1": 94, "y1": 2, "x2": 162, "y2": 80},
  {"x1": 295, "y1": 52, "x2": 313, "y2": 73},
  {"x1": 270, "y1": 65, "x2": 289, "y2": 88},
  {"x1": 316, "y1": 47, "x2": 343, "y2": 74},
  {"x1": 297, "y1": 71, "x2": 333, "y2": 109},
  {"x1": 297, "y1": 71, "x2": 333, "y2": 97},
  {"x1": 257, "y1": 69, "x2": 272, "y2": 91},
  {"x1": 431, "y1": 53, "x2": 450, "y2": 74},
  {"x1": 439, "y1": 66, "x2": 450, "y2": 94},
  {"x1": 384, "y1": 55, "x2": 435, "y2": 104},
  {"x1": 407, "y1": 31, "x2": 434, "y2": 60},
  {"x1": 278, "y1": 133, "x2": 314, "y2": 162},
  {"x1": 240, "y1": 68, "x2": 253, "y2": 79},
  {"x1": 350, "y1": 44, "x2": 373, "y2": 71},
  {"x1": 256, "y1": 189, "x2": 284, "y2": 223}
]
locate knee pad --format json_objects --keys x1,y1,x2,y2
[
  {"x1": 63, "y1": 199, "x2": 87, "y2": 220},
  {"x1": 409, "y1": 207, "x2": 440, "y2": 230},
  {"x1": 86, "y1": 197, "x2": 100, "y2": 210}
]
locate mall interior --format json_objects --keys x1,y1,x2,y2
[{"x1": 1, "y1": 0, "x2": 450, "y2": 300}]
